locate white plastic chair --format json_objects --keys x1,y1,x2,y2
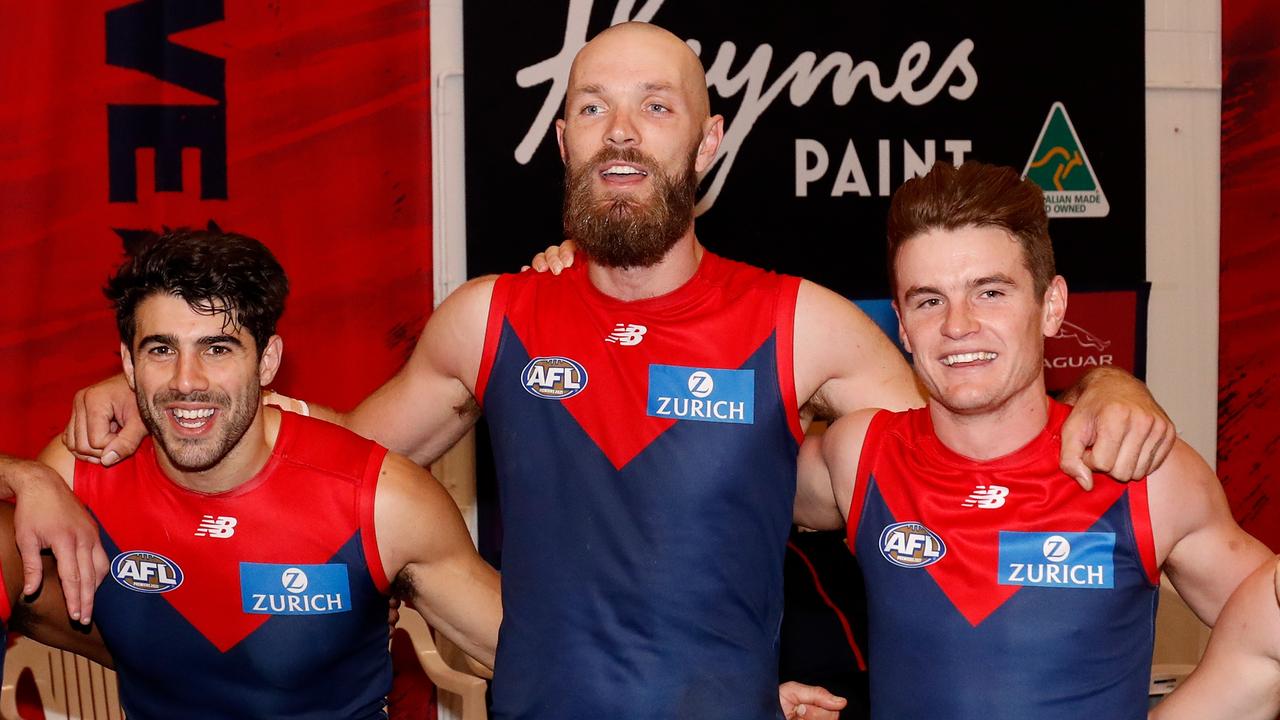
[
  {"x1": 0, "y1": 637, "x2": 122, "y2": 720},
  {"x1": 396, "y1": 609, "x2": 488, "y2": 720}
]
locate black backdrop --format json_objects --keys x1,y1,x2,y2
[{"x1": 463, "y1": 1, "x2": 1145, "y2": 298}]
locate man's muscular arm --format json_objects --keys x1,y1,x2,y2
[
  {"x1": 794, "y1": 280, "x2": 922, "y2": 421},
  {"x1": 337, "y1": 276, "x2": 495, "y2": 465},
  {"x1": 1148, "y1": 440, "x2": 1273, "y2": 626},
  {"x1": 1149, "y1": 558, "x2": 1280, "y2": 720},
  {"x1": 375, "y1": 452, "x2": 501, "y2": 668},
  {"x1": 793, "y1": 410, "x2": 877, "y2": 531}
]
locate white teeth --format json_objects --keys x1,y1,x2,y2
[
  {"x1": 602, "y1": 165, "x2": 644, "y2": 176},
  {"x1": 941, "y1": 352, "x2": 998, "y2": 366},
  {"x1": 173, "y1": 408, "x2": 215, "y2": 419}
]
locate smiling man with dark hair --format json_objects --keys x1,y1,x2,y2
[{"x1": 38, "y1": 228, "x2": 501, "y2": 719}]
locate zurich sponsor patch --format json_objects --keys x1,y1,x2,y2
[
  {"x1": 879, "y1": 522, "x2": 946, "y2": 568},
  {"x1": 241, "y1": 563, "x2": 352, "y2": 615},
  {"x1": 998, "y1": 531, "x2": 1115, "y2": 589},
  {"x1": 646, "y1": 364, "x2": 754, "y2": 425},
  {"x1": 112, "y1": 551, "x2": 184, "y2": 594},
  {"x1": 521, "y1": 356, "x2": 587, "y2": 400}
]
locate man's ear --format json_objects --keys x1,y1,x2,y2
[
  {"x1": 258, "y1": 336, "x2": 284, "y2": 386},
  {"x1": 120, "y1": 342, "x2": 137, "y2": 390},
  {"x1": 555, "y1": 119, "x2": 568, "y2": 166},
  {"x1": 693, "y1": 114, "x2": 725, "y2": 175},
  {"x1": 1042, "y1": 276, "x2": 1068, "y2": 337}
]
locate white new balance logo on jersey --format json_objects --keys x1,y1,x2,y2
[
  {"x1": 605, "y1": 323, "x2": 647, "y2": 346},
  {"x1": 195, "y1": 515, "x2": 238, "y2": 538},
  {"x1": 962, "y1": 485, "x2": 1009, "y2": 509}
]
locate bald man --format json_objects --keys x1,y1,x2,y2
[{"x1": 65, "y1": 22, "x2": 1173, "y2": 720}]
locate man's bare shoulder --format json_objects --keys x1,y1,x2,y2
[{"x1": 36, "y1": 438, "x2": 77, "y2": 489}]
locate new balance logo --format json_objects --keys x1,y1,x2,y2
[
  {"x1": 962, "y1": 485, "x2": 1009, "y2": 509},
  {"x1": 195, "y1": 515, "x2": 238, "y2": 538},
  {"x1": 605, "y1": 323, "x2": 647, "y2": 346}
]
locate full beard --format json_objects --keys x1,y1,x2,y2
[
  {"x1": 138, "y1": 384, "x2": 259, "y2": 474},
  {"x1": 562, "y1": 146, "x2": 699, "y2": 269}
]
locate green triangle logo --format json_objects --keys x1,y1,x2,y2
[{"x1": 1021, "y1": 102, "x2": 1110, "y2": 218}]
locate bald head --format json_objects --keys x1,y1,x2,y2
[{"x1": 567, "y1": 22, "x2": 711, "y2": 120}]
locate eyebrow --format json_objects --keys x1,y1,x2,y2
[
  {"x1": 902, "y1": 274, "x2": 1018, "y2": 301},
  {"x1": 572, "y1": 81, "x2": 677, "y2": 96},
  {"x1": 137, "y1": 334, "x2": 244, "y2": 349}
]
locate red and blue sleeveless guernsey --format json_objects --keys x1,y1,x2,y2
[
  {"x1": 74, "y1": 412, "x2": 393, "y2": 720},
  {"x1": 476, "y1": 251, "x2": 804, "y2": 719},
  {"x1": 847, "y1": 400, "x2": 1159, "y2": 720}
]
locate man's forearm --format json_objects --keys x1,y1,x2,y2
[
  {"x1": 1057, "y1": 365, "x2": 1132, "y2": 404},
  {"x1": 0, "y1": 454, "x2": 54, "y2": 499}
]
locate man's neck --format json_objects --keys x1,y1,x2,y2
[
  {"x1": 586, "y1": 231, "x2": 704, "y2": 301},
  {"x1": 929, "y1": 383, "x2": 1051, "y2": 461},
  {"x1": 157, "y1": 407, "x2": 280, "y2": 494}
]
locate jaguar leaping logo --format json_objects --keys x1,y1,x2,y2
[{"x1": 1054, "y1": 321, "x2": 1111, "y2": 351}]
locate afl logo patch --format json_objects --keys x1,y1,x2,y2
[
  {"x1": 522, "y1": 356, "x2": 587, "y2": 399},
  {"x1": 879, "y1": 522, "x2": 946, "y2": 568},
  {"x1": 111, "y1": 551, "x2": 184, "y2": 593}
]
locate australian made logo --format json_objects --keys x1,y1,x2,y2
[
  {"x1": 998, "y1": 531, "x2": 1114, "y2": 589},
  {"x1": 241, "y1": 563, "x2": 352, "y2": 615},
  {"x1": 1022, "y1": 102, "x2": 1110, "y2": 218},
  {"x1": 646, "y1": 364, "x2": 754, "y2": 425},
  {"x1": 522, "y1": 356, "x2": 588, "y2": 400}
]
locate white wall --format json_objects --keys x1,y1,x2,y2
[{"x1": 1145, "y1": 0, "x2": 1221, "y2": 666}]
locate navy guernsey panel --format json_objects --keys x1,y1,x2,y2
[
  {"x1": 75, "y1": 413, "x2": 393, "y2": 720},
  {"x1": 477, "y1": 252, "x2": 804, "y2": 720},
  {"x1": 848, "y1": 401, "x2": 1160, "y2": 720}
]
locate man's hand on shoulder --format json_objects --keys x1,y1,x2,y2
[
  {"x1": 64, "y1": 373, "x2": 143, "y2": 468},
  {"x1": 8, "y1": 444, "x2": 108, "y2": 626},
  {"x1": 523, "y1": 239, "x2": 577, "y2": 275},
  {"x1": 1059, "y1": 366, "x2": 1176, "y2": 490}
]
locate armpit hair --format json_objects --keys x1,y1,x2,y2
[{"x1": 390, "y1": 569, "x2": 417, "y2": 602}]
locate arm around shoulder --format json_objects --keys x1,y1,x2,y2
[
  {"x1": 793, "y1": 280, "x2": 922, "y2": 420},
  {"x1": 374, "y1": 452, "x2": 501, "y2": 669},
  {"x1": 346, "y1": 276, "x2": 499, "y2": 465},
  {"x1": 794, "y1": 409, "x2": 879, "y2": 531}
]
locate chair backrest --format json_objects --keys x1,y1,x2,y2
[
  {"x1": 397, "y1": 609, "x2": 487, "y2": 720},
  {"x1": 0, "y1": 637, "x2": 122, "y2": 720}
]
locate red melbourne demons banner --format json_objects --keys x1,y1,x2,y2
[
  {"x1": 1220, "y1": 0, "x2": 1280, "y2": 549},
  {"x1": 0, "y1": 1, "x2": 433, "y2": 458}
]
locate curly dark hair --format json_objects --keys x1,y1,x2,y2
[{"x1": 105, "y1": 227, "x2": 289, "y2": 354}]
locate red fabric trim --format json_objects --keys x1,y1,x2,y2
[
  {"x1": 361, "y1": 444, "x2": 392, "y2": 594},
  {"x1": 0, "y1": 559, "x2": 11, "y2": 624},
  {"x1": 775, "y1": 275, "x2": 804, "y2": 446},
  {"x1": 846, "y1": 410, "x2": 891, "y2": 554},
  {"x1": 1126, "y1": 479, "x2": 1160, "y2": 586},
  {"x1": 473, "y1": 276, "x2": 511, "y2": 407},
  {"x1": 787, "y1": 540, "x2": 866, "y2": 671}
]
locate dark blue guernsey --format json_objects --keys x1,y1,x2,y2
[
  {"x1": 476, "y1": 253, "x2": 805, "y2": 719},
  {"x1": 847, "y1": 403, "x2": 1160, "y2": 719}
]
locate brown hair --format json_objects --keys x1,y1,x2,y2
[{"x1": 886, "y1": 161, "x2": 1055, "y2": 297}]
